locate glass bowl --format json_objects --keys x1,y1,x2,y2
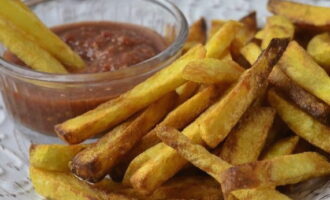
[{"x1": 0, "y1": 0, "x2": 188, "y2": 136}]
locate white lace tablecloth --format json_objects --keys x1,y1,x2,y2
[{"x1": 0, "y1": 0, "x2": 329, "y2": 199}]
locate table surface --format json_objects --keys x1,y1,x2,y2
[{"x1": 0, "y1": 0, "x2": 330, "y2": 199}]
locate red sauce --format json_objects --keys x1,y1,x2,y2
[{"x1": 2, "y1": 21, "x2": 168, "y2": 135}]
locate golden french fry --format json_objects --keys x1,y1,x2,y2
[
  {"x1": 30, "y1": 167, "x2": 130, "y2": 200},
  {"x1": 307, "y1": 32, "x2": 330, "y2": 72},
  {"x1": 156, "y1": 126, "x2": 232, "y2": 183},
  {"x1": 208, "y1": 20, "x2": 226, "y2": 40},
  {"x1": 56, "y1": 45, "x2": 206, "y2": 144},
  {"x1": 183, "y1": 18, "x2": 207, "y2": 52},
  {"x1": 29, "y1": 144, "x2": 88, "y2": 172},
  {"x1": 218, "y1": 107, "x2": 276, "y2": 165},
  {"x1": 0, "y1": 0, "x2": 85, "y2": 69},
  {"x1": 0, "y1": 16, "x2": 68, "y2": 74},
  {"x1": 176, "y1": 81, "x2": 200, "y2": 104},
  {"x1": 118, "y1": 86, "x2": 219, "y2": 173},
  {"x1": 199, "y1": 38, "x2": 289, "y2": 148},
  {"x1": 258, "y1": 15, "x2": 294, "y2": 49},
  {"x1": 220, "y1": 152, "x2": 330, "y2": 195},
  {"x1": 262, "y1": 136, "x2": 299, "y2": 160},
  {"x1": 240, "y1": 42, "x2": 262, "y2": 65},
  {"x1": 206, "y1": 21, "x2": 242, "y2": 59},
  {"x1": 275, "y1": 41, "x2": 330, "y2": 106},
  {"x1": 228, "y1": 188, "x2": 292, "y2": 200},
  {"x1": 268, "y1": 89, "x2": 330, "y2": 153},
  {"x1": 71, "y1": 92, "x2": 177, "y2": 182},
  {"x1": 269, "y1": 66, "x2": 330, "y2": 124},
  {"x1": 182, "y1": 58, "x2": 244, "y2": 84},
  {"x1": 268, "y1": 0, "x2": 330, "y2": 30}
]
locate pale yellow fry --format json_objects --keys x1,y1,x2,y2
[
  {"x1": 70, "y1": 92, "x2": 176, "y2": 182},
  {"x1": 276, "y1": 41, "x2": 330, "y2": 105},
  {"x1": 56, "y1": 45, "x2": 206, "y2": 144},
  {"x1": 307, "y1": 32, "x2": 330, "y2": 72},
  {"x1": 240, "y1": 42, "x2": 262, "y2": 65},
  {"x1": 0, "y1": 16, "x2": 68, "y2": 74},
  {"x1": 199, "y1": 38, "x2": 289, "y2": 148},
  {"x1": 206, "y1": 20, "x2": 242, "y2": 59},
  {"x1": 259, "y1": 15, "x2": 294, "y2": 49},
  {"x1": 221, "y1": 152, "x2": 330, "y2": 195},
  {"x1": 228, "y1": 188, "x2": 292, "y2": 200},
  {"x1": 218, "y1": 107, "x2": 276, "y2": 165},
  {"x1": 208, "y1": 20, "x2": 226, "y2": 40},
  {"x1": 268, "y1": 0, "x2": 330, "y2": 29},
  {"x1": 29, "y1": 144, "x2": 88, "y2": 172},
  {"x1": 176, "y1": 81, "x2": 200, "y2": 104},
  {"x1": 262, "y1": 136, "x2": 299, "y2": 160},
  {"x1": 183, "y1": 18, "x2": 207, "y2": 52},
  {"x1": 30, "y1": 167, "x2": 130, "y2": 200},
  {"x1": 268, "y1": 89, "x2": 330, "y2": 153},
  {"x1": 0, "y1": 0, "x2": 85, "y2": 69},
  {"x1": 182, "y1": 58, "x2": 244, "y2": 84}
]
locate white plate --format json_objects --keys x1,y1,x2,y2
[{"x1": 0, "y1": 0, "x2": 330, "y2": 199}]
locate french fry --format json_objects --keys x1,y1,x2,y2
[
  {"x1": 30, "y1": 167, "x2": 130, "y2": 200},
  {"x1": 208, "y1": 20, "x2": 226, "y2": 40},
  {"x1": 218, "y1": 107, "x2": 276, "y2": 165},
  {"x1": 0, "y1": 16, "x2": 68, "y2": 74},
  {"x1": 228, "y1": 188, "x2": 292, "y2": 200},
  {"x1": 116, "y1": 86, "x2": 219, "y2": 177},
  {"x1": 268, "y1": 89, "x2": 330, "y2": 153},
  {"x1": 269, "y1": 66, "x2": 330, "y2": 124},
  {"x1": 0, "y1": 0, "x2": 85, "y2": 69},
  {"x1": 71, "y1": 92, "x2": 177, "y2": 182},
  {"x1": 206, "y1": 20, "x2": 242, "y2": 59},
  {"x1": 240, "y1": 42, "x2": 262, "y2": 65},
  {"x1": 262, "y1": 136, "x2": 299, "y2": 160},
  {"x1": 175, "y1": 81, "x2": 200, "y2": 104},
  {"x1": 307, "y1": 32, "x2": 330, "y2": 72},
  {"x1": 182, "y1": 58, "x2": 244, "y2": 84},
  {"x1": 268, "y1": 0, "x2": 330, "y2": 30},
  {"x1": 156, "y1": 126, "x2": 232, "y2": 183},
  {"x1": 29, "y1": 144, "x2": 88, "y2": 172},
  {"x1": 220, "y1": 152, "x2": 330, "y2": 195},
  {"x1": 56, "y1": 45, "x2": 206, "y2": 144},
  {"x1": 276, "y1": 41, "x2": 330, "y2": 105},
  {"x1": 183, "y1": 18, "x2": 207, "y2": 52},
  {"x1": 199, "y1": 38, "x2": 289, "y2": 148},
  {"x1": 256, "y1": 15, "x2": 294, "y2": 49}
]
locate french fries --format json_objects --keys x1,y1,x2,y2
[
  {"x1": 206, "y1": 20, "x2": 242, "y2": 58},
  {"x1": 277, "y1": 41, "x2": 330, "y2": 105},
  {"x1": 156, "y1": 126, "x2": 232, "y2": 183},
  {"x1": 29, "y1": 144, "x2": 88, "y2": 172},
  {"x1": 268, "y1": 0, "x2": 330, "y2": 30},
  {"x1": 199, "y1": 38, "x2": 289, "y2": 148},
  {"x1": 220, "y1": 152, "x2": 330, "y2": 195},
  {"x1": 71, "y1": 92, "x2": 177, "y2": 182},
  {"x1": 218, "y1": 107, "x2": 275, "y2": 165},
  {"x1": 269, "y1": 66, "x2": 330, "y2": 124},
  {"x1": 256, "y1": 15, "x2": 294, "y2": 49},
  {"x1": 262, "y1": 136, "x2": 299, "y2": 160},
  {"x1": 228, "y1": 188, "x2": 292, "y2": 200},
  {"x1": 175, "y1": 81, "x2": 200, "y2": 104},
  {"x1": 0, "y1": 0, "x2": 85, "y2": 69},
  {"x1": 209, "y1": 20, "x2": 226, "y2": 40},
  {"x1": 182, "y1": 58, "x2": 244, "y2": 84},
  {"x1": 30, "y1": 167, "x2": 130, "y2": 200},
  {"x1": 0, "y1": 16, "x2": 68, "y2": 74},
  {"x1": 307, "y1": 32, "x2": 330, "y2": 72},
  {"x1": 240, "y1": 42, "x2": 262, "y2": 65},
  {"x1": 118, "y1": 86, "x2": 219, "y2": 172},
  {"x1": 268, "y1": 89, "x2": 330, "y2": 153},
  {"x1": 183, "y1": 18, "x2": 207, "y2": 52},
  {"x1": 56, "y1": 45, "x2": 206, "y2": 144}
]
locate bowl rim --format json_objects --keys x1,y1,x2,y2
[{"x1": 0, "y1": 0, "x2": 188, "y2": 83}]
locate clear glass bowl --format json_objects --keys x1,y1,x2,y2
[{"x1": 0, "y1": 0, "x2": 188, "y2": 135}]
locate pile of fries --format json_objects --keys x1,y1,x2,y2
[{"x1": 29, "y1": 0, "x2": 330, "y2": 199}]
